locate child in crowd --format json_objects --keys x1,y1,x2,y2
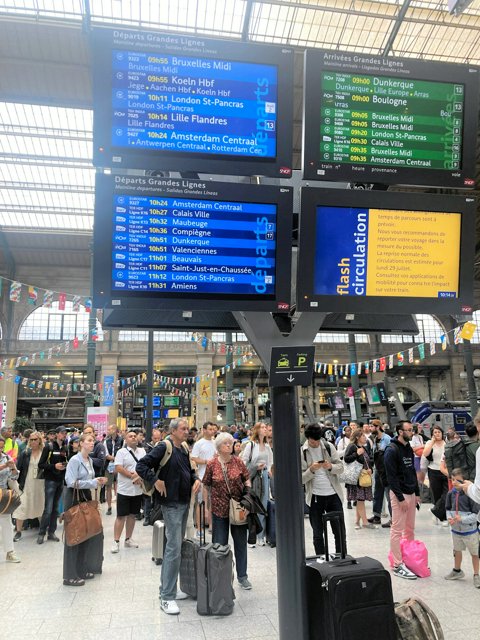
[{"x1": 445, "y1": 468, "x2": 480, "y2": 588}]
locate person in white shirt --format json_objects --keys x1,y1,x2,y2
[
  {"x1": 111, "y1": 430, "x2": 145, "y2": 553},
  {"x1": 191, "y1": 421, "x2": 217, "y2": 534}
]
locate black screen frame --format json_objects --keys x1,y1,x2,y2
[
  {"x1": 93, "y1": 174, "x2": 293, "y2": 311},
  {"x1": 296, "y1": 188, "x2": 476, "y2": 314},
  {"x1": 92, "y1": 27, "x2": 294, "y2": 178},
  {"x1": 303, "y1": 49, "x2": 479, "y2": 189}
]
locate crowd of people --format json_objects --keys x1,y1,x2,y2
[{"x1": 1, "y1": 411, "x2": 480, "y2": 615}]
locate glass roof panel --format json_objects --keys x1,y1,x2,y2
[
  {"x1": 0, "y1": 101, "x2": 94, "y2": 231},
  {"x1": 0, "y1": 0, "x2": 83, "y2": 19},
  {"x1": 89, "y1": 0, "x2": 246, "y2": 36}
]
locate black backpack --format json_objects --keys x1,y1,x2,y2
[{"x1": 444, "y1": 438, "x2": 468, "y2": 476}]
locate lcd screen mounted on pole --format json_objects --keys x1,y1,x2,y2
[
  {"x1": 93, "y1": 174, "x2": 293, "y2": 311},
  {"x1": 92, "y1": 28, "x2": 293, "y2": 178},
  {"x1": 303, "y1": 50, "x2": 479, "y2": 188},
  {"x1": 296, "y1": 188, "x2": 475, "y2": 314}
]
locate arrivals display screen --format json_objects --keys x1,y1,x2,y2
[
  {"x1": 92, "y1": 28, "x2": 293, "y2": 177},
  {"x1": 93, "y1": 174, "x2": 293, "y2": 311},
  {"x1": 303, "y1": 50, "x2": 479, "y2": 188},
  {"x1": 296, "y1": 188, "x2": 475, "y2": 314}
]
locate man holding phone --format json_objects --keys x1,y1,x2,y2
[
  {"x1": 37, "y1": 425, "x2": 68, "y2": 545},
  {"x1": 301, "y1": 423, "x2": 346, "y2": 557}
]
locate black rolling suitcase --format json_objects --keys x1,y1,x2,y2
[
  {"x1": 305, "y1": 511, "x2": 396, "y2": 640},
  {"x1": 196, "y1": 542, "x2": 235, "y2": 616},
  {"x1": 179, "y1": 502, "x2": 204, "y2": 598}
]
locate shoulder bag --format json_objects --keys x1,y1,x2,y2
[
  {"x1": 128, "y1": 441, "x2": 189, "y2": 496},
  {"x1": 358, "y1": 457, "x2": 372, "y2": 488},
  {"x1": 220, "y1": 460, "x2": 248, "y2": 525},
  {"x1": 0, "y1": 488, "x2": 21, "y2": 515},
  {"x1": 63, "y1": 485, "x2": 102, "y2": 547}
]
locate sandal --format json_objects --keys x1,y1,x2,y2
[
  {"x1": 84, "y1": 573, "x2": 95, "y2": 580},
  {"x1": 63, "y1": 578, "x2": 85, "y2": 587}
]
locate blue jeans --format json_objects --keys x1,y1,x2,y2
[
  {"x1": 160, "y1": 502, "x2": 189, "y2": 600},
  {"x1": 256, "y1": 470, "x2": 269, "y2": 542},
  {"x1": 39, "y1": 480, "x2": 63, "y2": 536},
  {"x1": 212, "y1": 513, "x2": 247, "y2": 580},
  {"x1": 372, "y1": 470, "x2": 391, "y2": 518}
]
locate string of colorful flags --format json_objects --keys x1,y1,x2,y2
[
  {"x1": 312, "y1": 321, "x2": 477, "y2": 377},
  {"x1": 0, "y1": 275, "x2": 92, "y2": 311},
  {"x1": 190, "y1": 332, "x2": 253, "y2": 355},
  {"x1": 0, "y1": 328, "x2": 102, "y2": 371}
]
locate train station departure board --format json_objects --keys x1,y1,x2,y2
[
  {"x1": 93, "y1": 174, "x2": 293, "y2": 311},
  {"x1": 92, "y1": 28, "x2": 293, "y2": 177},
  {"x1": 303, "y1": 51, "x2": 479, "y2": 188}
]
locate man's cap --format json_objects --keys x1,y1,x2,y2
[{"x1": 56, "y1": 425, "x2": 67, "y2": 433}]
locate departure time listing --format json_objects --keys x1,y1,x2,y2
[
  {"x1": 111, "y1": 195, "x2": 277, "y2": 295},
  {"x1": 111, "y1": 50, "x2": 278, "y2": 158},
  {"x1": 320, "y1": 72, "x2": 464, "y2": 170}
]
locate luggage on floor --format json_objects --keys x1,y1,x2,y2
[
  {"x1": 179, "y1": 502, "x2": 204, "y2": 597},
  {"x1": 196, "y1": 542, "x2": 235, "y2": 616},
  {"x1": 266, "y1": 499, "x2": 276, "y2": 547},
  {"x1": 305, "y1": 511, "x2": 396, "y2": 640},
  {"x1": 152, "y1": 519, "x2": 166, "y2": 566},
  {"x1": 85, "y1": 531, "x2": 104, "y2": 574},
  {"x1": 394, "y1": 598, "x2": 444, "y2": 640}
]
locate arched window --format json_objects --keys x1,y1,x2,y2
[
  {"x1": 118, "y1": 331, "x2": 191, "y2": 341},
  {"x1": 381, "y1": 314, "x2": 445, "y2": 344},
  {"x1": 18, "y1": 301, "x2": 103, "y2": 341},
  {"x1": 314, "y1": 333, "x2": 370, "y2": 344}
]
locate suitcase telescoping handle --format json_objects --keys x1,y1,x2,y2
[
  {"x1": 199, "y1": 500, "x2": 206, "y2": 546},
  {"x1": 322, "y1": 511, "x2": 349, "y2": 561}
]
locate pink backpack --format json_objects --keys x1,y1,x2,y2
[{"x1": 388, "y1": 539, "x2": 431, "y2": 578}]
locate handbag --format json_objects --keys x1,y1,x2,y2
[
  {"x1": 339, "y1": 459, "x2": 363, "y2": 485},
  {"x1": 0, "y1": 488, "x2": 22, "y2": 515},
  {"x1": 63, "y1": 487, "x2": 102, "y2": 546},
  {"x1": 220, "y1": 460, "x2": 248, "y2": 525},
  {"x1": 358, "y1": 468, "x2": 372, "y2": 488}
]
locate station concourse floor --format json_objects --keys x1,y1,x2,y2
[{"x1": 1, "y1": 502, "x2": 479, "y2": 640}]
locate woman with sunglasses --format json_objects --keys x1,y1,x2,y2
[{"x1": 13, "y1": 431, "x2": 45, "y2": 542}]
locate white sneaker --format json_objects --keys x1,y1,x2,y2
[
  {"x1": 441, "y1": 520, "x2": 449, "y2": 527},
  {"x1": 393, "y1": 563, "x2": 417, "y2": 580},
  {"x1": 160, "y1": 599, "x2": 180, "y2": 615},
  {"x1": 125, "y1": 538, "x2": 139, "y2": 548},
  {"x1": 111, "y1": 541, "x2": 120, "y2": 554},
  {"x1": 248, "y1": 543, "x2": 256, "y2": 549},
  {"x1": 257, "y1": 539, "x2": 266, "y2": 546},
  {"x1": 176, "y1": 589, "x2": 188, "y2": 600},
  {"x1": 6, "y1": 551, "x2": 21, "y2": 563}
]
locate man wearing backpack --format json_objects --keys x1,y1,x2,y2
[
  {"x1": 444, "y1": 424, "x2": 479, "y2": 481},
  {"x1": 136, "y1": 418, "x2": 201, "y2": 615},
  {"x1": 301, "y1": 423, "x2": 346, "y2": 557}
]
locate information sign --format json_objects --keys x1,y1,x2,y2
[
  {"x1": 93, "y1": 175, "x2": 293, "y2": 311},
  {"x1": 296, "y1": 188, "x2": 475, "y2": 314},
  {"x1": 92, "y1": 28, "x2": 293, "y2": 177},
  {"x1": 269, "y1": 346, "x2": 315, "y2": 387},
  {"x1": 303, "y1": 50, "x2": 479, "y2": 188}
]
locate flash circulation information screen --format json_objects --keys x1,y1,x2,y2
[
  {"x1": 112, "y1": 195, "x2": 277, "y2": 295},
  {"x1": 314, "y1": 206, "x2": 461, "y2": 299},
  {"x1": 296, "y1": 188, "x2": 476, "y2": 315},
  {"x1": 320, "y1": 72, "x2": 464, "y2": 171},
  {"x1": 112, "y1": 51, "x2": 278, "y2": 158}
]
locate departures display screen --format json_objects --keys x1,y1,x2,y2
[
  {"x1": 93, "y1": 175, "x2": 293, "y2": 312},
  {"x1": 296, "y1": 188, "x2": 475, "y2": 315},
  {"x1": 111, "y1": 50, "x2": 278, "y2": 158},
  {"x1": 92, "y1": 28, "x2": 293, "y2": 177},
  {"x1": 112, "y1": 195, "x2": 277, "y2": 295},
  {"x1": 303, "y1": 50, "x2": 479, "y2": 188}
]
